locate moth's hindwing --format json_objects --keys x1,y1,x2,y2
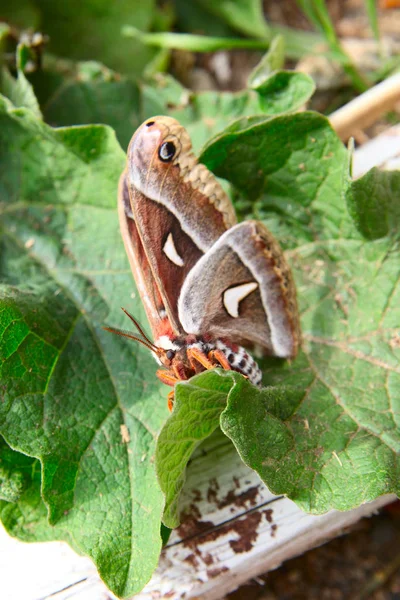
[{"x1": 178, "y1": 221, "x2": 300, "y2": 358}]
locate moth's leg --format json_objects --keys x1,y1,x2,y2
[
  {"x1": 157, "y1": 366, "x2": 187, "y2": 412},
  {"x1": 156, "y1": 369, "x2": 179, "y2": 387},
  {"x1": 187, "y1": 347, "x2": 215, "y2": 372},
  {"x1": 173, "y1": 361, "x2": 188, "y2": 381},
  {"x1": 208, "y1": 349, "x2": 231, "y2": 371},
  {"x1": 167, "y1": 391, "x2": 175, "y2": 412}
]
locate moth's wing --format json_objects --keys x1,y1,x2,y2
[
  {"x1": 129, "y1": 184, "x2": 204, "y2": 335},
  {"x1": 118, "y1": 171, "x2": 180, "y2": 339},
  {"x1": 178, "y1": 221, "x2": 300, "y2": 358},
  {"x1": 128, "y1": 173, "x2": 237, "y2": 332},
  {"x1": 126, "y1": 116, "x2": 237, "y2": 333}
]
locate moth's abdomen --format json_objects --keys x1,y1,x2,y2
[
  {"x1": 215, "y1": 340, "x2": 262, "y2": 386},
  {"x1": 187, "y1": 338, "x2": 262, "y2": 386}
]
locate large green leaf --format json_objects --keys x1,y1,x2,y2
[
  {"x1": 155, "y1": 110, "x2": 400, "y2": 526},
  {"x1": 0, "y1": 96, "x2": 168, "y2": 597},
  {"x1": 346, "y1": 167, "x2": 400, "y2": 240},
  {"x1": 200, "y1": 111, "x2": 357, "y2": 247}
]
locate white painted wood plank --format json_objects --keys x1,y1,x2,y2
[
  {"x1": 135, "y1": 431, "x2": 395, "y2": 600},
  {"x1": 352, "y1": 123, "x2": 400, "y2": 177}
]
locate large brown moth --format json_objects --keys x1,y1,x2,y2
[{"x1": 105, "y1": 117, "x2": 300, "y2": 410}]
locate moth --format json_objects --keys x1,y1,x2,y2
[{"x1": 105, "y1": 117, "x2": 300, "y2": 410}]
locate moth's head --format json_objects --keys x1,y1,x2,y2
[
  {"x1": 127, "y1": 116, "x2": 192, "y2": 195},
  {"x1": 152, "y1": 335, "x2": 184, "y2": 369}
]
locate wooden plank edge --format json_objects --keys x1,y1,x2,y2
[{"x1": 137, "y1": 495, "x2": 395, "y2": 599}]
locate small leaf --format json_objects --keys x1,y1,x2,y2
[
  {"x1": 156, "y1": 370, "x2": 235, "y2": 528},
  {"x1": 255, "y1": 71, "x2": 315, "y2": 114},
  {"x1": 248, "y1": 35, "x2": 286, "y2": 88},
  {"x1": 196, "y1": 0, "x2": 270, "y2": 39},
  {"x1": 346, "y1": 167, "x2": 400, "y2": 240},
  {"x1": 248, "y1": 37, "x2": 315, "y2": 115},
  {"x1": 1, "y1": 44, "x2": 42, "y2": 119}
]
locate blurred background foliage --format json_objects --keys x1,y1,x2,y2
[{"x1": 1, "y1": 0, "x2": 399, "y2": 151}]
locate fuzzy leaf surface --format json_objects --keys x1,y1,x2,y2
[
  {"x1": 0, "y1": 96, "x2": 168, "y2": 597},
  {"x1": 156, "y1": 371, "x2": 236, "y2": 528}
]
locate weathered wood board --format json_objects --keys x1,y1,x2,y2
[{"x1": 1, "y1": 126, "x2": 399, "y2": 600}]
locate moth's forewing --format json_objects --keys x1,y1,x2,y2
[
  {"x1": 124, "y1": 117, "x2": 237, "y2": 334},
  {"x1": 118, "y1": 170, "x2": 177, "y2": 339}
]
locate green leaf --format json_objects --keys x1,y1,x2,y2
[
  {"x1": 44, "y1": 78, "x2": 142, "y2": 151},
  {"x1": 346, "y1": 167, "x2": 400, "y2": 240},
  {"x1": 248, "y1": 36, "x2": 315, "y2": 114},
  {"x1": 0, "y1": 97, "x2": 168, "y2": 597},
  {"x1": 1, "y1": 44, "x2": 42, "y2": 119},
  {"x1": 156, "y1": 370, "x2": 235, "y2": 528},
  {"x1": 248, "y1": 35, "x2": 286, "y2": 87},
  {"x1": 200, "y1": 112, "x2": 353, "y2": 245},
  {"x1": 173, "y1": 0, "x2": 236, "y2": 37},
  {"x1": 195, "y1": 0, "x2": 269, "y2": 39},
  {"x1": 253, "y1": 71, "x2": 315, "y2": 114},
  {"x1": 122, "y1": 26, "x2": 270, "y2": 52},
  {"x1": 221, "y1": 314, "x2": 400, "y2": 512},
  {"x1": 3, "y1": 0, "x2": 156, "y2": 77}
]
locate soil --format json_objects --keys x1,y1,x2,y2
[{"x1": 226, "y1": 501, "x2": 400, "y2": 600}]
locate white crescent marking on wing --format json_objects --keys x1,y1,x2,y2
[
  {"x1": 223, "y1": 282, "x2": 258, "y2": 318},
  {"x1": 163, "y1": 232, "x2": 184, "y2": 267}
]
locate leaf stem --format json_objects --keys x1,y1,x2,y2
[{"x1": 122, "y1": 26, "x2": 270, "y2": 53}]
